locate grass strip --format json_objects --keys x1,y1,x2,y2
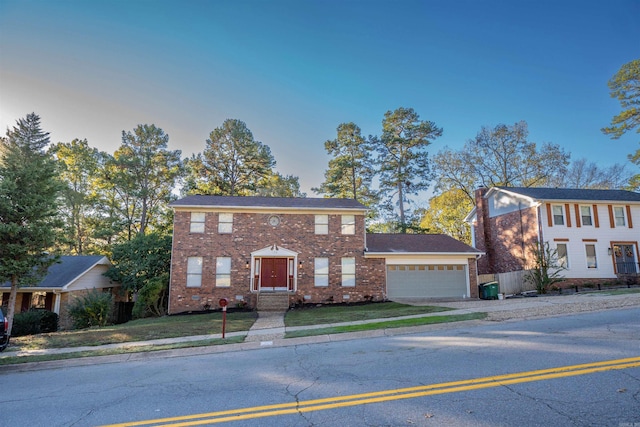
[
  {"x1": 284, "y1": 312, "x2": 487, "y2": 338},
  {"x1": 10, "y1": 311, "x2": 257, "y2": 350},
  {"x1": 285, "y1": 302, "x2": 453, "y2": 327},
  {"x1": 596, "y1": 288, "x2": 640, "y2": 296},
  {"x1": 0, "y1": 336, "x2": 245, "y2": 366}
]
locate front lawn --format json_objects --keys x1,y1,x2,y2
[
  {"x1": 285, "y1": 302, "x2": 453, "y2": 327},
  {"x1": 9, "y1": 311, "x2": 257, "y2": 350},
  {"x1": 285, "y1": 312, "x2": 487, "y2": 338}
]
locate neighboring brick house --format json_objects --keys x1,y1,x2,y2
[
  {"x1": 466, "y1": 187, "x2": 640, "y2": 284},
  {"x1": 1, "y1": 256, "x2": 121, "y2": 329},
  {"x1": 168, "y1": 195, "x2": 483, "y2": 313}
]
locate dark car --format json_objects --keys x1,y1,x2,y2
[{"x1": 0, "y1": 308, "x2": 9, "y2": 351}]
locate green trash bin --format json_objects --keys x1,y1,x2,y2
[{"x1": 480, "y1": 281, "x2": 499, "y2": 300}]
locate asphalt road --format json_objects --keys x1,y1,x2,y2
[{"x1": 2, "y1": 308, "x2": 639, "y2": 427}]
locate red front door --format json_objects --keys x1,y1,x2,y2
[{"x1": 260, "y1": 258, "x2": 288, "y2": 289}]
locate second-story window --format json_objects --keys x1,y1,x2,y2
[
  {"x1": 218, "y1": 213, "x2": 233, "y2": 234},
  {"x1": 315, "y1": 214, "x2": 328, "y2": 235},
  {"x1": 190, "y1": 212, "x2": 206, "y2": 233},
  {"x1": 552, "y1": 205, "x2": 564, "y2": 226},
  {"x1": 613, "y1": 207, "x2": 626, "y2": 227},
  {"x1": 341, "y1": 215, "x2": 355, "y2": 234},
  {"x1": 580, "y1": 206, "x2": 592, "y2": 226}
]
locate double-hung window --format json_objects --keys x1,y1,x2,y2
[
  {"x1": 580, "y1": 206, "x2": 592, "y2": 226},
  {"x1": 341, "y1": 215, "x2": 355, "y2": 235},
  {"x1": 556, "y1": 243, "x2": 568, "y2": 268},
  {"x1": 341, "y1": 257, "x2": 356, "y2": 287},
  {"x1": 314, "y1": 258, "x2": 329, "y2": 287},
  {"x1": 552, "y1": 205, "x2": 564, "y2": 226},
  {"x1": 315, "y1": 215, "x2": 328, "y2": 235},
  {"x1": 218, "y1": 213, "x2": 233, "y2": 233},
  {"x1": 216, "y1": 257, "x2": 231, "y2": 287},
  {"x1": 190, "y1": 212, "x2": 206, "y2": 233},
  {"x1": 186, "y1": 257, "x2": 203, "y2": 287},
  {"x1": 585, "y1": 245, "x2": 597, "y2": 269},
  {"x1": 613, "y1": 207, "x2": 626, "y2": 227}
]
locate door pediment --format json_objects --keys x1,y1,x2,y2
[{"x1": 252, "y1": 245, "x2": 298, "y2": 257}]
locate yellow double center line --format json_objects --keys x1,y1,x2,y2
[{"x1": 104, "y1": 356, "x2": 640, "y2": 427}]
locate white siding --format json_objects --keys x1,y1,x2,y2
[
  {"x1": 489, "y1": 192, "x2": 536, "y2": 217},
  {"x1": 541, "y1": 203, "x2": 640, "y2": 279},
  {"x1": 65, "y1": 265, "x2": 114, "y2": 291}
]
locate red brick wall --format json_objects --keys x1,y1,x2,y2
[
  {"x1": 474, "y1": 189, "x2": 540, "y2": 274},
  {"x1": 474, "y1": 188, "x2": 491, "y2": 274},
  {"x1": 467, "y1": 258, "x2": 479, "y2": 298},
  {"x1": 169, "y1": 211, "x2": 386, "y2": 313}
]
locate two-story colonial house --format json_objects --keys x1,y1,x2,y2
[
  {"x1": 168, "y1": 195, "x2": 482, "y2": 313},
  {"x1": 466, "y1": 187, "x2": 640, "y2": 284}
]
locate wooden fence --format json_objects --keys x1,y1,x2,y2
[{"x1": 478, "y1": 270, "x2": 536, "y2": 295}]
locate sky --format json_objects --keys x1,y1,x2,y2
[{"x1": 1, "y1": 0, "x2": 638, "y2": 202}]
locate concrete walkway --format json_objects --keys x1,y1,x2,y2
[{"x1": 2, "y1": 291, "x2": 639, "y2": 360}]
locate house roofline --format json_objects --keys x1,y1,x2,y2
[
  {"x1": 364, "y1": 251, "x2": 484, "y2": 258},
  {"x1": 61, "y1": 256, "x2": 111, "y2": 291},
  {"x1": 171, "y1": 205, "x2": 368, "y2": 214},
  {"x1": 486, "y1": 186, "x2": 640, "y2": 205}
]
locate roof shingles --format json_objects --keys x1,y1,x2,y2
[
  {"x1": 1, "y1": 256, "x2": 108, "y2": 289},
  {"x1": 496, "y1": 187, "x2": 640, "y2": 202},
  {"x1": 366, "y1": 233, "x2": 482, "y2": 254},
  {"x1": 170, "y1": 195, "x2": 367, "y2": 210}
]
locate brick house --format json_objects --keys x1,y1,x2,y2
[
  {"x1": 466, "y1": 187, "x2": 640, "y2": 284},
  {"x1": 168, "y1": 195, "x2": 482, "y2": 313},
  {"x1": 1, "y1": 256, "x2": 121, "y2": 329}
]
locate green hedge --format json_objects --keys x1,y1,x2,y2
[
  {"x1": 11, "y1": 309, "x2": 59, "y2": 337},
  {"x1": 68, "y1": 290, "x2": 113, "y2": 329}
]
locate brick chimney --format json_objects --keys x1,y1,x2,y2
[{"x1": 474, "y1": 187, "x2": 494, "y2": 274}]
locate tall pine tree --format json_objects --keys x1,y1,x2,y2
[
  {"x1": 375, "y1": 107, "x2": 442, "y2": 231},
  {"x1": 313, "y1": 122, "x2": 378, "y2": 209},
  {"x1": 0, "y1": 113, "x2": 63, "y2": 335}
]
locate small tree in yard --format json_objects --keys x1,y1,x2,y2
[
  {"x1": 0, "y1": 113, "x2": 64, "y2": 336},
  {"x1": 68, "y1": 290, "x2": 113, "y2": 329},
  {"x1": 105, "y1": 232, "x2": 172, "y2": 318},
  {"x1": 526, "y1": 241, "x2": 566, "y2": 294}
]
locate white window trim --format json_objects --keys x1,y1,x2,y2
[
  {"x1": 552, "y1": 205, "x2": 564, "y2": 226},
  {"x1": 186, "y1": 256, "x2": 203, "y2": 288},
  {"x1": 218, "y1": 213, "x2": 233, "y2": 234},
  {"x1": 314, "y1": 257, "x2": 329, "y2": 287},
  {"x1": 190, "y1": 212, "x2": 206, "y2": 233},
  {"x1": 556, "y1": 243, "x2": 569, "y2": 269},
  {"x1": 216, "y1": 257, "x2": 231, "y2": 287},
  {"x1": 580, "y1": 206, "x2": 593, "y2": 227},
  {"x1": 613, "y1": 206, "x2": 626, "y2": 227},
  {"x1": 585, "y1": 244, "x2": 597, "y2": 269},
  {"x1": 341, "y1": 215, "x2": 355, "y2": 235},
  {"x1": 341, "y1": 257, "x2": 356, "y2": 287},
  {"x1": 315, "y1": 214, "x2": 329, "y2": 235}
]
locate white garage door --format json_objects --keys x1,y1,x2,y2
[{"x1": 387, "y1": 264, "x2": 468, "y2": 298}]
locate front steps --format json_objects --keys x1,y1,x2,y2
[{"x1": 256, "y1": 292, "x2": 290, "y2": 311}]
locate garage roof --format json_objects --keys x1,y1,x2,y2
[{"x1": 366, "y1": 233, "x2": 482, "y2": 255}]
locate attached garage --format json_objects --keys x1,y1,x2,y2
[
  {"x1": 365, "y1": 234, "x2": 483, "y2": 299},
  {"x1": 386, "y1": 264, "x2": 469, "y2": 298}
]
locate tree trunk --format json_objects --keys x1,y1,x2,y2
[
  {"x1": 140, "y1": 200, "x2": 148, "y2": 235},
  {"x1": 6, "y1": 278, "x2": 18, "y2": 336},
  {"x1": 397, "y1": 181, "x2": 405, "y2": 230}
]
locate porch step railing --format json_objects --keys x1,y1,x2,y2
[{"x1": 256, "y1": 292, "x2": 290, "y2": 311}]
